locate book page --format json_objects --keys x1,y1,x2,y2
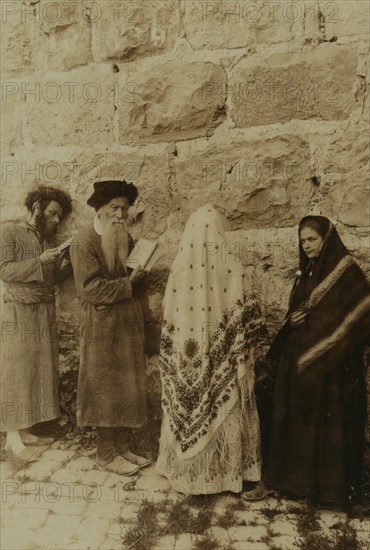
[{"x1": 126, "y1": 239, "x2": 158, "y2": 270}]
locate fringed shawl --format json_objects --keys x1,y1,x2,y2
[{"x1": 159, "y1": 206, "x2": 262, "y2": 461}]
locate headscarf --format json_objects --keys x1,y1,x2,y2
[
  {"x1": 159, "y1": 205, "x2": 262, "y2": 460},
  {"x1": 289, "y1": 216, "x2": 349, "y2": 312},
  {"x1": 257, "y1": 216, "x2": 369, "y2": 462},
  {"x1": 270, "y1": 215, "x2": 370, "y2": 376}
]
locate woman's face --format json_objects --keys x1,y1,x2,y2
[{"x1": 300, "y1": 227, "x2": 324, "y2": 259}]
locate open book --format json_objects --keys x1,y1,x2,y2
[{"x1": 126, "y1": 239, "x2": 162, "y2": 272}]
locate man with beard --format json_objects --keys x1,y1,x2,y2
[
  {"x1": 70, "y1": 180, "x2": 150, "y2": 475},
  {"x1": 0, "y1": 186, "x2": 72, "y2": 461}
]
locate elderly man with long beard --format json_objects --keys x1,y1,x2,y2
[
  {"x1": 70, "y1": 180, "x2": 151, "y2": 475},
  {"x1": 0, "y1": 185, "x2": 72, "y2": 462}
]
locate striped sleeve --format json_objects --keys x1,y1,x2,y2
[{"x1": 0, "y1": 224, "x2": 43, "y2": 283}]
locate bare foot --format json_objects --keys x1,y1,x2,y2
[{"x1": 4, "y1": 431, "x2": 26, "y2": 454}]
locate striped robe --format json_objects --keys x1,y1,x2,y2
[{"x1": 0, "y1": 220, "x2": 63, "y2": 431}]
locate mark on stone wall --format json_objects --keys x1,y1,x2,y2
[
  {"x1": 150, "y1": 13, "x2": 166, "y2": 47},
  {"x1": 310, "y1": 176, "x2": 321, "y2": 186}
]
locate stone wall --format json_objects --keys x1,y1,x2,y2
[{"x1": 1, "y1": 1, "x2": 369, "y2": 349}]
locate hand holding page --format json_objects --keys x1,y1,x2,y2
[
  {"x1": 56, "y1": 236, "x2": 75, "y2": 255},
  {"x1": 126, "y1": 239, "x2": 162, "y2": 272}
]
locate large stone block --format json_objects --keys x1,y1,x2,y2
[
  {"x1": 1, "y1": 90, "x2": 23, "y2": 156},
  {"x1": 38, "y1": 0, "x2": 91, "y2": 71},
  {"x1": 92, "y1": 0, "x2": 181, "y2": 62},
  {"x1": 118, "y1": 61, "x2": 227, "y2": 144},
  {"x1": 226, "y1": 226, "x2": 298, "y2": 328},
  {"x1": 184, "y1": 0, "x2": 303, "y2": 49},
  {"x1": 0, "y1": 1, "x2": 36, "y2": 77},
  {"x1": 320, "y1": 0, "x2": 370, "y2": 41},
  {"x1": 316, "y1": 120, "x2": 370, "y2": 228},
  {"x1": 229, "y1": 44, "x2": 358, "y2": 127},
  {"x1": 173, "y1": 135, "x2": 313, "y2": 228},
  {"x1": 24, "y1": 68, "x2": 115, "y2": 146}
]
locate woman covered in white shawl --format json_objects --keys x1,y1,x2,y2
[{"x1": 156, "y1": 205, "x2": 263, "y2": 495}]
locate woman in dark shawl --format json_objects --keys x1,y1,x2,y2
[{"x1": 263, "y1": 215, "x2": 369, "y2": 508}]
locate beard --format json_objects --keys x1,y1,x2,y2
[
  {"x1": 34, "y1": 211, "x2": 57, "y2": 238},
  {"x1": 100, "y1": 219, "x2": 129, "y2": 274}
]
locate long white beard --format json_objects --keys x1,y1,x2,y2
[{"x1": 101, "y1": 221, "x2": 129, "y2": 274}]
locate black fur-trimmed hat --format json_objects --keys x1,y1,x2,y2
[{"x1": 87, "y1": 180, "x2": 138, "y2": 210}]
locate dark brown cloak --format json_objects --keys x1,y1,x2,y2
[
  {"x1": 70, "y1": 224, "x2": 148, "y2": 428},
  {"x1": 263, "y1": 216, "x2": 369, "y2": 506}
]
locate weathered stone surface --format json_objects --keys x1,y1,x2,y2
[
  {"x1": 25, "y1": 459, "x2": 62, "y2": 479},
  {"x1": 51, "y1": 496, "x2": 88, "y2": 515},
  {"x1": 0, "y1": 3, "x2": 36, "y2": 77},
  {"x1": 314, "y1": 119, "x2": 370, "y2": 228},
  {"x1": 135, "y1": 473, "x2": 171, "y2": 492},
  {"x1": 73, "y1": 517, "x2": 111, "y2": 547},
  {"x1": 229, "y1": 524, "x2": 267, "y2": 541},
  {"x1": 225, "y1": 226, "x2": 298, "y2": 325},
  {"x1": 174, "y1": 135, "x2": 313, "y2": 228},
  {"x1": 118, "y1": 61, "x2": 227, "y2": 144},
  {"x1": 100, "y1": 536, "x2": 124, "y2": 550},
  {"x1": 321, "y1": 0, "x2": 370, "y2": 41},
  {"x1": 184, "y1": 0, "x2": 303, "y2": 49},
  {"x1": 273, "y1": 534, "x2": 301, "y2": 549},
  {"x1": 85, "y1": 499, "x2": 123, "y2": 520},
  {"x1": 35, "y1": 526, "x2": 73, "y2": 548},
  {"x1": 272, "y1": 519, "x2": 299, "y2": 537},
  {"x1": 42, "y1": 449, "x2": 76, "y2": 462},
  {"x1": 232, "y1": 542, "x2": 269, "y2": 550},
  {"x1": 0, "y1": 527, "x2": 37, "y2": 550},
  {"x1": 0, "y1": 462, "x2": 13, "y2": 481},
  {"x1": 1, "y1": 507, "x2": 49, "y2": 529},
  {"x1": 45, "y1": 513, "x2": 82, "y2": 529},
  {"x1": 1, "y1": 92, "x2": 23, "y2": 156},
  {"x1": 79, "y1": 469, "x2": 109, "y2": 486},
  {"x1": 24, "y1": 68, "x2": 115, "y2": 146},
  {"x1": 208, "y1": 526, "x2": 230, "y2": 540},
  {"x1": 66, "y1": 456, "x2": 95, "y2": 474},
  {"x1": 230, "y1": 44, "x2": 358, "y2": 127},
  {"x1": 173, "y1": 533, "x2": 194, "y2": 550},
  {"x1": 117, "y1": 503, "x2": 140, "y2": 522},
  {"x1": 152, "y1": 535, "x2": 176, "y2": 550},
  {"x1": 2, "y1": 448, "x2": 369, "y2": 550},
  {"x1": 38, "y1": 0, "x2": 92, "y2": 71},
  {"x1": 93, "y1": 0, "x2": 181, "y2": 62}
]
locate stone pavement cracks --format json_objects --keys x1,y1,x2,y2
[{"x1": 1, "y1": 443, "x2": 369, "y2": 550}]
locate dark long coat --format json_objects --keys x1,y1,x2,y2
[
  {"x1": 70, "y1": 224, "x2": 148, "y2": 428},
  {"x1": 263, "y1": 218, "x2": 369, "y2": 507}
]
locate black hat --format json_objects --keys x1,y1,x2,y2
[{"x1": 87, "y1": 180, "x2": 138, "y2": 210}]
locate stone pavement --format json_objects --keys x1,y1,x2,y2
[{"x1": 1, "y1": 444, "x2": 369, "y2": 550}]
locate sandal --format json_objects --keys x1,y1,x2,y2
[
  {"x1": 96, "y1": 453, "x2": 140, "y2": 476},
  {"x1": 23, "y1": 436, "x2": 54, "y2": 446},
  {"x1": 122, "y1": 451, "x2": 151, "y2": 469},
  {"x1": 242, "y1": 483, "x2": 270, "y2": 501}
]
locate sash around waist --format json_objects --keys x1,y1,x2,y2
[{"x1": 3, "y1": 283, "x2": 56, "y2": 304}]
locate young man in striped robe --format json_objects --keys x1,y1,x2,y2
[{"x1": 0, "y1": 186, "x2": 72, "y2": 462}]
